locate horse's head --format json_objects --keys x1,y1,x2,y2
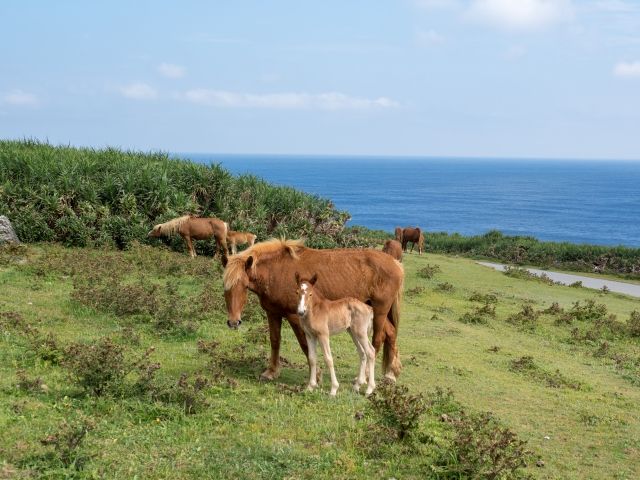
[
  {"x1": 148, "y1": 225, "x2": 162, "y2": 238},
  {"x1": 222, "y1": 254, "x2": 254, "y2": 329},
  {"x1": 294, "y1": 272, "x2": 318, "y2": 317}
]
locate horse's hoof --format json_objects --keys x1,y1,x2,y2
[
  {"x1": 384, "y1": 372, "x2": 397, "y2": 382},
  {"x1": 259, "y1": 370, "x2": 278, "y2": 382}
]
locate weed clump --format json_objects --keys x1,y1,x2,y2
[
  {"x1": 62, "y1": 337, "x2": 158, "y2": 396},
  {"x1": 418, "y1": 264, "x2": 441, "y2": 279},
  {"x1": 510, "y1": 356, "x2": 582, "y2": 390},
  {"x1": 434, "y1": 412, "x2": 536, "y2": 479},
  {"x1": 507, "y1": 304, "x2": 540, "y2": 331},
  {"x1": 40, "y1": 415, "x2": 95, "y2": 469},
  {"x1": 367, "y1": 381, "x2": 428, "y2": 441},
  {"x1": 435, "y1": 282, "x2": 455, "y2": 293},
  {"x1": 469, "y1": 292, "x2": 498, "y2": 304},
  {"x1": 627, "y1": 311, "x2": 640, "y2": 337},
  {"x1": 459, "y1": 302, "x2": 496, "y2": 325}
]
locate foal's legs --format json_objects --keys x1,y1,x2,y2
[
  {"x1": 306, "y1": 333, "x2": 318, "y2": 391},
  {"x1": 317, "y1": 334, "x2": 339, "y2": 396}
]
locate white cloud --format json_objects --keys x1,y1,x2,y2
[
  {"x1": 613, "y1": 61, "x2": 640, "y2": 78},
  {"x1": 182, "y1": 90, "x2": 399, "y2": 110},
  {"x1": 3, "y1": 90, "x2": 38, "y2": 107},
  {"x1": 119, "y1": 83, "x2": 158, "y2": 100},
  {"x1": 158, "y1": 63, "x2": 186, "y2": 79},
  {"x1": 466, "y1": 0, "x2": 574, "y2": 31},
  {"x1": 416, "y1": 29, "x2": 445, "y2": 46}
]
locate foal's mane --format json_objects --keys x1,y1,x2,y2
[
  {"x1": 223, "y1": 238, "x2": 303, "y2": 290},
  {"x1": 154, "y1": 215, "x2": 192, "y2": 236}
]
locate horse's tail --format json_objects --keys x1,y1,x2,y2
[{"x1": 383, "y1": 261, "x2": 403, "y2": 379}]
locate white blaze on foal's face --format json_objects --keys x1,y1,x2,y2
[{"x1": 297, "y1": 283, "x2": 309, "y2": 316}]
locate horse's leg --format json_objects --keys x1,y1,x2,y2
[
  {"x1": 348, "y1": 327, "x2": 366, "y2": 392},
  {"x1": 184, "y1": 235, "x2": 196, "y2": 258},
  {"x1": 285, "y1": 314, "x2": 320, "y2": 382},
  {"x1": 318, "y1": 334, "x2": 339, "y2": 396},
  {"x1": 383, "y1": 316, "x2": 400, "y2": 381},
  {"x1": 216, "y1": 232, "x2": 229, "y2": 257},
  {"x1": 261, "y1": 312, "x2": 283, "y2": 381},
  {"x1": 306, "y1": 332, "x2": 318, "y2": 391},
  {"x1": 231, "y1": 241, "x2": 237, "y2": 255}
]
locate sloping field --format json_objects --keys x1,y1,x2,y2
[{"x1": 1, "y1": 243, "x2": 638, "y2": 479}]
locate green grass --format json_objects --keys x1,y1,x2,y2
[{"x1": 1, "y1": 244, "x2": 639, "y2": 478}]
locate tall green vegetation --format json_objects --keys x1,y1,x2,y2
[
  {"x1": 0, "y1": 139, "x2": 362, "y2": 249},
  {"x1": 425, "y1": 230, "x2": 640, "y2": 278}
]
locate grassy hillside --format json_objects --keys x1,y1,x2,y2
[
  {"x1": 0, "y1": 140, "x2": 376, "y2": 250},
  {"x1": 1, "y1": 243, "x2": 639, "y2": 479}
]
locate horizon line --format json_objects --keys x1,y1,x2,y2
[{"x1": 176, "y1": 151, "x2": 640, "y2": 163}]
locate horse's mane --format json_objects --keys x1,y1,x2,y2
[
  {"x1": 223, "y1": 238, "x2": 304, "y2": 290},
  {"x1": 154, "y1": 215, "x2": 192, "y2": 236}
]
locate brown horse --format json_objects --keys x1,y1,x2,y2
[
  {"x1": 382, "y1": 239, "x2": 403, "y2": 262},
  {"x1": 222, "y1": 239, "x2": 403, "y2": 381},
  {"x1": 148, "y1": 215, "x2": 228, "y2": 258},
  {"x1": 394, "y1": 226, "x2": 403, "y2": 243},
  {"x1": 401, "y1": 227, "x2": 422, "y2": 254},
  {"x1": 227, "y1": 230, "x2": 257, "y2": 255}
]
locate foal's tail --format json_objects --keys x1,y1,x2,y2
[{"x1": 383, "y1": 261, "x2": 403, "y2": 379}]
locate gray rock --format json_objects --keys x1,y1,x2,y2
[{"x1": 0, "y1": 215, "x2": 20, "y2": 244}]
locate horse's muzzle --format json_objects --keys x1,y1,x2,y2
[{"x1": 227, "y1": 319, "x2": 242, "y2": 329}]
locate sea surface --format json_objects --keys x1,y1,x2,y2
[{"x1": 182, "y1": 154, "x2": 640, "y2": 248}]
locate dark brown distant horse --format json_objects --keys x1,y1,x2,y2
[
  {"x1": 382, "y1": 239, "x2": 403, "y2": 262},
  {"x1": 148, "y1": 215, "x2": 229, "y2": 258},
  {"x1": 401, "y1": 227, "x2": 422, "y2": 254},
  {"x1": 222, "y1": 239, "x2": 403, "y2": 381}
]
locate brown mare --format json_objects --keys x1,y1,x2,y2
[
  {"x1": 401, "y1": 227, "x2": 423, "y2": 254},
  {"x1": 295, "y1": 273, "x2": 376, "y2": 396},
  {"x1": 148, "y1": 215, "x2": 229, "y2": 258},
  {"x1": 227, "y1": 230, "x2": 257, "y2": 255},
  {"x1": 222, "y1": 239, "x2": 404, "y2": 381},
  {"x1": 382, "y1": 239, "x2": 403, "y2": 262}
]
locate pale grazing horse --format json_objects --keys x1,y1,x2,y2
[
  {"x1": 295, "y1": 273, "x2": 376, "y2": 396},
  {"x1": 148, "y1": 215, "x2": 228, "y2": 258},
  {"x1": 227, "y1": 230, "x2": 257, "y2": 255}
]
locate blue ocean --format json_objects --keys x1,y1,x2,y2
[{"x1": 183, "y1": 154, "x2": 640, "y2": 248}]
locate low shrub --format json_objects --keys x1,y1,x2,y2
[
  {"x1": 418, "y1": 264, "x2": 441, "y2": 279},
  {"x1": 62, "y1": 337, "x2": 158, "y2": 396},
  {"x1": 367, "y1": 381, "x2": 428, "y2": 441},
  {"x1": 627, "y1": 311, "x2": 640, "y2": 337},
  {"x1": 40, "y1": 414, "x2": 95, "y2": 469},
  {"x1": 434, "y1": 412, "x2": 535, "y2": 479},
  {"x1": 507, "y1": 305, "x2": 540, "y2": 331},
  {"x1": 469, "y1": 292, "x2": 498, "y2": 304}
]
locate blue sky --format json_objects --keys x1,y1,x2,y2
[{"x1": 1, "y1": 0, "x2": 639, "y2": 159}]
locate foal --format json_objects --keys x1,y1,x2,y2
[{"x1": 295, "y1": 273, "x2": 376, "y2": 396}]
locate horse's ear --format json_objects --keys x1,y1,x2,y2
[
  {"x1": 245, "y1": 255, "x2": 254, "y2": 271},
  {"x1": 295, "y1": 272, "x2": 301, "y2": 285},
  {"x1": 221, "y1": 254, "x2": 228, "y2": 268},
  {"x1": 309, "y1": 273, "x2": 318, "y2": 285}
]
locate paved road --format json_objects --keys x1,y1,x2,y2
[{"x1": 477, "y1": 261, "x2": 640, "y2": 299}]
